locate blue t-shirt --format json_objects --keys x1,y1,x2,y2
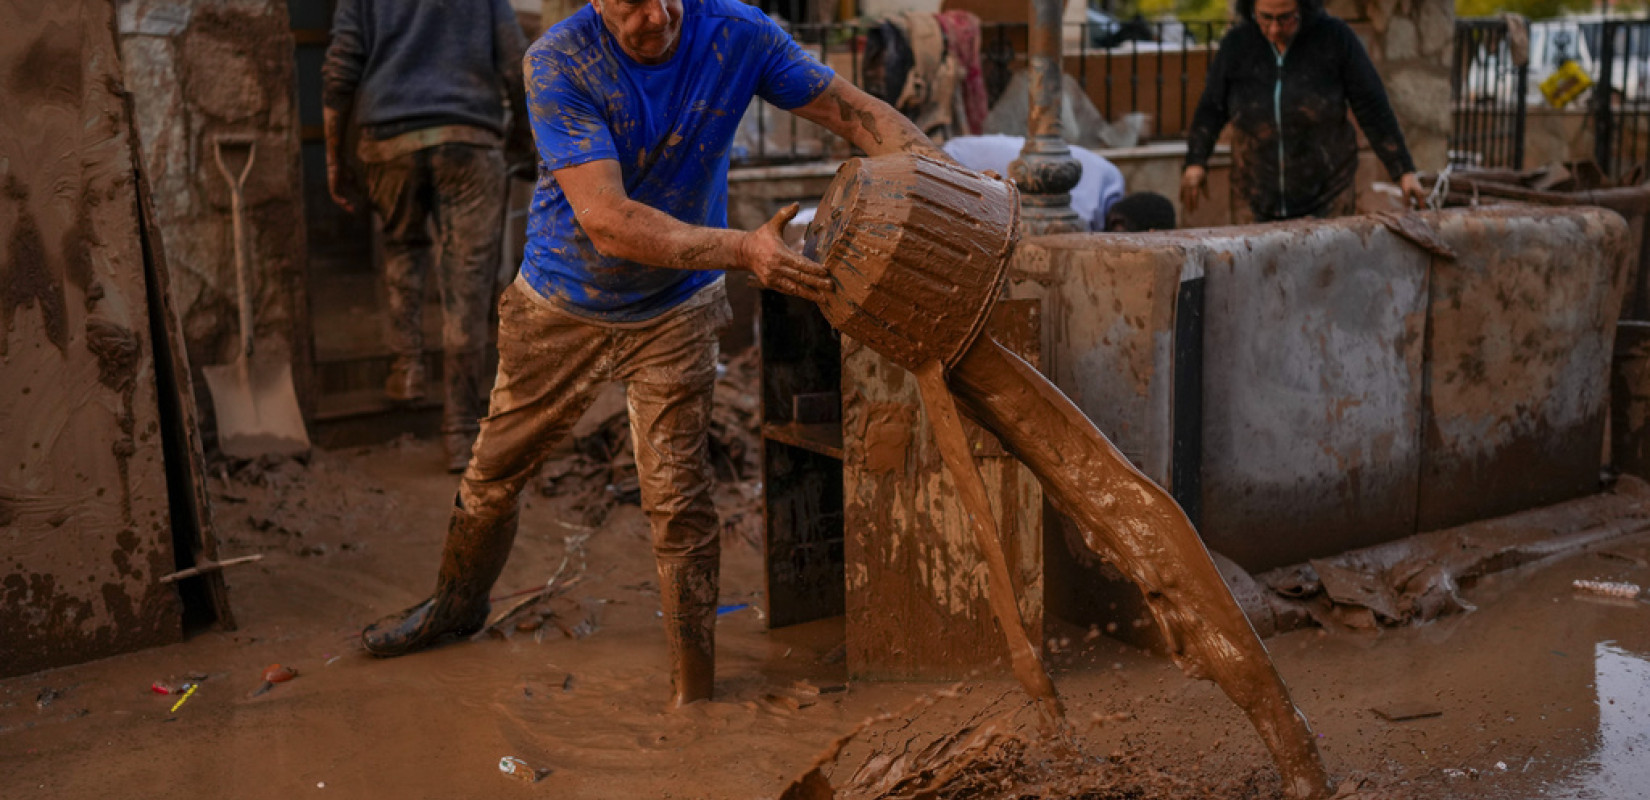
[{"x1": 523, "y1": 0, "x2": 834, "y2": 322}]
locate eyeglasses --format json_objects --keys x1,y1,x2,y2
[{"x1": 1255, "y1": 9, "x2": 1299, "y2": 28}]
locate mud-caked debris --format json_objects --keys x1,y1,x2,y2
[{"x1": 498, "y1": 755, "x2": 550, "y2": 783}]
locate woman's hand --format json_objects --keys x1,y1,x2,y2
[
  {"x1": 1398, "y1": 172, "x2": 1426, "y2": 209},
  {"x1": 1180, "y1": 165, "x2": 1209, "y2": 214}
]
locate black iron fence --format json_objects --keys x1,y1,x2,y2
[
  {"x1": 1449, "y1": 18, "x2": 1528, "y2": 170},
  {"x1": 1451, "y1": 16, "x2": 1650, "y2": 183},
  {"x1": 1593, "y1": 18, "x2": 1650, "y2": 183},
  {"x1": 734, "y1": 19, "x2": 1228, "y2": 166}
]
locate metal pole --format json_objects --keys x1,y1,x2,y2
[
  {"x1": 1010, "y1": 0, "x2": 1084, "y2": 234},
  {"x1": 1597, "y1": 21, "x2": 1618, "y2": 179}
]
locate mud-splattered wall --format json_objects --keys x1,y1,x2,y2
[
  {"x1": 1332, "y1": 0, "x2": 1454, "y2": 174},
  {"x1": 1, "y1": 1, "x2": 183, "y2": 677},
  {"x1": 116, "y1": 0, "x2": 313, "y2": 432}
]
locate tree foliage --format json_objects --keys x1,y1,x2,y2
[
  {"x1": 1456, "y1": 0, "x2": 1598, "y2": 20},
  {"x1": 1107, "y1": 0, "x2": 1648, "y2": 23},
  {"x1": 1100, "y1": 0, "x2": 1228, "y2": 24}
]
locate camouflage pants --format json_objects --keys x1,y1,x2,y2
[
  {"x1": 459, "y1": 276, "x2": 731, "y2": 564},
  {"x1": 363, "y1": 143, "x2": 506, "y2": 435}
]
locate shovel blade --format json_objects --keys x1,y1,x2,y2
[{"x1": 202, "y1": 357, "x2": 311, "y2": 460}]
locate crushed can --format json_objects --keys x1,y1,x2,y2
[{"x1": 498, "y1": 755, "x2": 547, "y2": 783}]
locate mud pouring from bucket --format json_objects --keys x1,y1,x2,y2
[{"x1": 800, "y1": 154, "x2": 1333, "y2": 800}]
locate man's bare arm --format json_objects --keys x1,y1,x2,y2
[
  {"x1": 790, "y1": 76, "x2": 951, "y2": 162},
  {"x1": 554, "y1": 158, "x2": 830, "y2": 302}
]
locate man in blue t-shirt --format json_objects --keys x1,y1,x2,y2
[{"x1": 362, "y1": 0, "x2": 949, "y2": 708}]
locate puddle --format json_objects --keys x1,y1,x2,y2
[{"x1": 1548, "y1": 640, "x2": 1650, "y2": 799}]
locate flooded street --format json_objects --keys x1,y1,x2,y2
[{"x1": 2, "y1": 437, "x2": 1647, "y2": 799}]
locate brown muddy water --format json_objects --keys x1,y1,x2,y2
[{"x1": 2, "y1": 435, "x2": 1648, "y2": 799}]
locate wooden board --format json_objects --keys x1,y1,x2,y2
[
  {"x1": 1, "y1": 0, "x2": 183, "y2": 676},
  {"x1": 842, "y1": 300, "x2": 1043, "y2": 680},
  {"x1": 127, "y1": 91, "x2": 233, "y2": 630}
]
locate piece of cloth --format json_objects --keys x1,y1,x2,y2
[
  {"x1": 937, "y1": 10, "x2": 987, "y2": 136},
  {"x1": 522, "y1": 0, "x2": 834, "y2": 323},
  {"x1": 1185, "y1": 12, "x2": 1416, "y2": 222},
  {"x1": 459, "y1": 275, "x2": 731, "y2": 561},
  {"x1": 322, "y1": 0, "x2": 528, "y2": 140},
  {"x1": 895, "y1": 11, "x2": 963, "y2": 141},
  {"x1": 363, "y1": 143, "x2": 507, "y2": 433},
  {"x1": 942, "y1": 134, "x2": 1125, "y2": 231}
]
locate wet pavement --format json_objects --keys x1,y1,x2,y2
[{"x1": 1, "y1": 437, "x2": 1647, "y2": 799}]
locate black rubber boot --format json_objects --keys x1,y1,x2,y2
[
  {"x1": 362, "y1": 504, "x2": 519, "y2": 657},
  {"x1": 658, "y1": 559, "x2": 719, "y2": 707}
]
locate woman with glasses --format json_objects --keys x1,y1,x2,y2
[{"x1": 1180, "y1": 0, "x2": 1425, "y2": 222}]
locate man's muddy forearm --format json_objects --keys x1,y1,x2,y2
[
  {"x1": 803, "y1": 79, "x2": 950, "y2": 163},
  {"x1": 582, "y1": 199, "x2": 744, "y2": 271}
]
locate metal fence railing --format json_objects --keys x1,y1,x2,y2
[
  {"x1": 1450, "y1": 18, "x2": 1528, "y2": 171},
  {"x1": 1593, "y1": 18, "x2": 1650, "y2": 182},
  {"x1": 733, "y1": 19, "x2": 1229, "y2": 167}
]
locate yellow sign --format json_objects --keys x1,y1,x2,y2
[{"x1": 1541, "y1": 60, "x2": 1594, "y2": 109}]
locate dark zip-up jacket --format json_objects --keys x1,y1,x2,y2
[
  {"x1": 322, "y1": 0, "x2": 527, "y2": 140},
  {"x1": 1185, "y1": 13, "x2": 1415, "y2": 220}
]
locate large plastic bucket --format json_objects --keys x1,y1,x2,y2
[{"x1": 802, "y1": 154, "x2": 1018, "y2": 373}]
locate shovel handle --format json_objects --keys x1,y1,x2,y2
[{"x1": 213, "y1": 137, "x2": 257, "y2": 361}]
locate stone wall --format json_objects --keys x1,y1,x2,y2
[
  {"x1": 1333, "y1": 0, "x2": 1455, "y2": 174},
  {"x1": 117, "y1": 0, "x2": 314, "y2": 432}
]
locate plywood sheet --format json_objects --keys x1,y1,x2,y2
[
  {"x1": 1, "y1": 1, "x2": 182, "y2": 676},
  {"x1": 843, "y1": 301, "x2": 1042, "y2": 680}
]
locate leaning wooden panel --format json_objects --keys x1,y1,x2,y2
[
  {"x1": 0, "y1": 1, "x2": 182, "y2": 677},
  {"x1": 128, "y1": 92, "x2": 233, "y2": 630}
]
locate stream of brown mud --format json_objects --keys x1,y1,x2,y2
[{"x1": 947, "y1": 336, "x2": 1331, "y2": 799}]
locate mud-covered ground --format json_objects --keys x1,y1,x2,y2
[{"x1": 3, "y1": 402, "x2": 1649, "y2": 798}]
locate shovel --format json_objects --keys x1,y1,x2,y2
[{"x1": 202, "y1": 135, "x2": 311, "y2": 460}]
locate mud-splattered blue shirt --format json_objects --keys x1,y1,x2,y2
[{"x1": 523, "y1": 0, "x2": 834, "y2": 322}]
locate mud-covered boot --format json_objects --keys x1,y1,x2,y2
[
  {"x1": 384, "y1": 354, "x2": 428, "y2": 404},
  {"x1": 362, "y1": 504, "x2": 518, "y2": 657},
  {"x1": 658, "y1": 559, "x2": 719, "y2": 707},
  {"x1": 442, "y1": 429, "x2": 477, "y2": 474}
]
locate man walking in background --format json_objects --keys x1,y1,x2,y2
[{"x1": 322, "y1": 0, "x2": 532, "y2": 472}]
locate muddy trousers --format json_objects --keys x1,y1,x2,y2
[
  {"x1": 363, "y1": 143, "x2": 506, "y2": 444},
  {"x1": 1237, "y1": 179, "x2": 1359, "y2": 224},
  {"x1": 460, "y1": 277, "x2": 731, "y2": 704}
]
